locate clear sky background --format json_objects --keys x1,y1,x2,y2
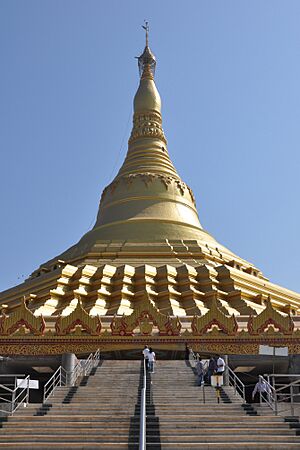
[{"x1": 0, "y1": 0, "x2": 300, "y2": 293}]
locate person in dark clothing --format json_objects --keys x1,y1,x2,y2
[
  {"x1": 185, "y1": 343, "x2": 190, "y2": 360},
  {"x1": 207, "y1": 356, "x2": 217, "y2": 385}
]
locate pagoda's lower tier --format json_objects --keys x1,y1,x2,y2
[{"x1": 0, "y1": 262, "x2": 300, "y2": 356}]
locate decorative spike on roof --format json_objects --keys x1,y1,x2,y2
[{"x1": 137, "y1": 21, "x2": 156, "y2": 79}]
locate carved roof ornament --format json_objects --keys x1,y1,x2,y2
[
  {"x1": 191, "y1": 293, "x2": 238, "y2": 336},
  {"x1": 110, "y1": 293, "x2": 182, "y2": 336},
  {"x1": 247, "y1": 296, "x2": 294, "y2": 335},
  {"x1": 136, "y1": 21, "x2": 156, "y2": 80},
  {"x1": 55, "y1": 296, "x2": 102, "y2": 335},
  {"x1": 0, "y1": 297, "x2": 45, "y2": 336}
]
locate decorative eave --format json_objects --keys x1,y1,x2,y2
[
  {"x1": 0, "y1": 298, "x2": 45, "y2": 336},
  {"x1": 191, "y1": 292, "x2": 238, "y2": 336},
  {"x1": 248, "y1": 296, "x2": 294, "y2": 335},
  {"x1": 55, "y1": 295, "x2": 102, "y2": 336},
  {"x1": 110, "y1": 294, "x2": 181, "y2": 336}
]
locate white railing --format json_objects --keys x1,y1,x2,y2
[
  {"x1": 189, "y1": 350, "x2": 209, "y2": 372},
  {"x1": 139, "y1": 358, "x2": 146, "y2": 450},
  {"x1": 0, "y1": 375, "x2": 30, "y2": 416},
  {"x1": 260, "y1": 374, "x2": 300, "y2": 416},
  {"x1": 43, "y1": 349, "x2": 100, "y2": 403},
  {"x1": 257, "y1": 375, "x2": 277, "y2": 413},
  {"x1": 228, "y1": 366, "x2": 246, "y2": 402},
  {"x1": 82, "y1": 348, "x2": 100, "y2": 376},
  {"x1": 43, "y1": 366, "x2": 67, "y2": 403}
]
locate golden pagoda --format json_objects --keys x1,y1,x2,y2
[{"x1": 1, "y1": 26, "x2": 300, "y2": 358}]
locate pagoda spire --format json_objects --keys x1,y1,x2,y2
[
  {"x1": 115, "y1": 25, "x2": 178, "y2": 179},
  {"x1": 91, "y1": 29, "x2": 204, "y2": 238}
]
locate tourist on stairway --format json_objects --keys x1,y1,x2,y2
[
  {"x1": 142, "y1": 345, "x2": 150, "y2": 370},
  {"x1": 195, "y1": 355, "x2": 204, "y2": 386},
  {"x1": 216, "y1": 355, "x2": 226, "y2": 375},
  {"x1": 148, "y1": 347, "x2": 156, "y2": 373},
  {"x1": 252, "y1": 376, "x2": 271, "y2": 403},
  {"x1": 206, "y1": 356, "x2": 217, "y2": 384}
]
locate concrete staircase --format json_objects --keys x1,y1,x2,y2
[
  {"x1": 147, "y1": 360, "x2": 300, "y2": 448},
  {"x1": 1, "y1": 359, "x2": 300, "y2": 449},
  {"x1": 0, "y1": 360, "x2": 142, "y2": 449}
]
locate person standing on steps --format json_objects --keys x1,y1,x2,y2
[
  {"x1": 195, "y1": 355, "x2": 204, "y2": 386},
  {"x1": 206, "y1": 356, "x2": 217, "y2": 385},
  {"x1": 142, "y1": 345, "x2": 150, "y2": 370},
  {"x1": 185, "y1": 343, "x2": 190, "y2": 361},
  {"x1": 148, "y1": 347, "x2": 156, "y2": 373},
  {"x1": 216, "y1": 355, "x2": 225, "y2": 375},
  {"x1": 252, "y1": 376, "x2": 271, "y2": 404}
]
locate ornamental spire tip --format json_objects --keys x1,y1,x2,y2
[
  {"x1": 142, "y1": 20, "x2": 149, "y2": 47},
  {"x1": 137, "y1": 21, "x2": 156, "y2": 79}
]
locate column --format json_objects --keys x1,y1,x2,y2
[
  {"x1": 223, "y1": 355, "x2": 229, "y2": 386},
  {"x1": 61, "y1": 353, "x2": 76, "y2": 386}
]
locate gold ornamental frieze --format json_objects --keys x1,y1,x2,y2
[
  {"x1": 100, "y1": 173, "x2": 196, "y2": 205},
  {"x1": 191, "y1": 293, "x2": 238, "y2": 336},
  {"x1": 55, "y1": 296, "x2": 102, "y2": 335},
  {"x1": 110, "y1": 295, "x2": 182, "y2": 336},
  {"x1": 0, "y1": 298, "x2": 45, "y2": 336},
  {"x1": 129, "y1": 111, "x2": 167, "y2": 144},
  {"x1": 247, "y1": 297, "x2": 294, "y2": 335}
]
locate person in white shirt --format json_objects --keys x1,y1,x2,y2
[
  {"x1": 216, "y1": 355, "x2": 225, "y2": 374},
  {"x1": 142, "y1": 345, "x2": 150, "y2": 370},
  {"x1": 252, "y1": 376, "x2": 271, "y2": 402},
  {"x1": 148, "y1": 347, "x2": 156, "y2": 373}
]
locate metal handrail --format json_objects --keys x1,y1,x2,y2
[
  {"x1": 257, "y1": 375, "x2": 278, "y2": 413},
  {"x1": 139, "y1": 358, "x2": 146, "y2": 450},
  {"x1": 0, "y1": 375, "x2": 30, "y2": 415},
  {"x1": 43, "y1": 366, "x2": 67, "y2": 403},
  {"x1": 189, "y1": 350, "x2": 209, "y2": 372},
  {"x1": 260, "y1": 374, "x2": 300, "y2": 416},
  {"x1": 82, "y1": 348, "x2": 100, "y2": 375},
  {"x1": 43, "y1": 349, "x2": 100, "y2": 403},
  {"x1": 228, "y1": 366, "x2": 246, "y2": 402}
]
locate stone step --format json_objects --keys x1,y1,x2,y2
[
  {"x1": 1, "y1": 444, "x2": 300, "y2": 450},
  {"x1": 0, "y1": 436, "x2": 132, "y2": 443},
  {"x1": 2, "y1": 422, "x2": 288, "y2": 432},
  {"x1": 7, "y1": 414, "x2": 282, "y2": 422},
  {"x1": 0, "y1": 435, "x2": 299, "y2": 443},
  {"x1": 0, "y1": 428, "x2": 294, "y2": 436},
  {"x1": 3, "y1": 423, "x2": 290, "y2": 430}
]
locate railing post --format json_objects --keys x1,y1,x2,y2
[
  {"x1": 11, "y1": 387, "x2": 16, "y2": 414},
  {"x1": 139, "y1": 358, "x2": 146, "y2": 450},
  {"x1": 290, "y1": 385, "x2": 294, "y2": 417},
  {"x1": 26, "y1": 376, "x2": 30, "y2": 407}
]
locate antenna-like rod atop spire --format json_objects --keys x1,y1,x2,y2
[
  {"x1": 137, "y1": 21, "x2": 156, "y2": 79},
  {"x1": 142, "y1": 20, "x2": 149, "y2": 47}
]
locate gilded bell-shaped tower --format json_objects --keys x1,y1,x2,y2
[
  {"x1": 25, "y1": 25, "x2": 260, "y2": 274},
  {"x1": 33, "y1": 24, "x2": 251, "y2": 272}
]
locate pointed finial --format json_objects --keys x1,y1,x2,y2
[
  {"x1": 142, "y1": 20, "x2": 149, "y2": 47},
  {"x1": 136, "y1": 21, "x2": 156, "y2": 79}
]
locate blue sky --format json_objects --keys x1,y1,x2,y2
[{"x1": 0, "y1": 0, "x2": 300, "y2": 293}]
